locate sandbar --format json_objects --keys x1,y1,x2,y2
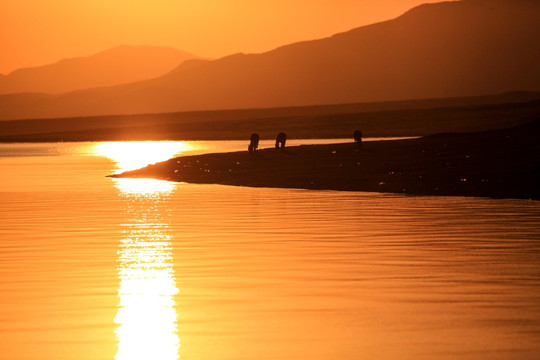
[{"x1": 111, "y1": 121, "x2": 540, "y2": 200}]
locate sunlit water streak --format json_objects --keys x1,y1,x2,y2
[
  {"x1": 115, "y1": 186, "x2": 179, "y2": 360},
  {"x1": 93, "y1": 141, "x2": 194, "y2": 172},
  {"x1": 97, "y1": 142, "x2": 182, "y2": 360}
]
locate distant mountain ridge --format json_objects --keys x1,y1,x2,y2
[
  {"x1": 0, "y1": 0, "x2": 539, "y2": 120},
  {"x1": 0, "y1": 45, "x2": 200, "y2": 95}
]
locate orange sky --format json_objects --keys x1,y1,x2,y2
[{"x1": 1, "y1": 0, "x2": 450, "y2": 75}]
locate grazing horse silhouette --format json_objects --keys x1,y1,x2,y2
[
  {"x1": 275, "y1": 132, "x2": 287, "y2": 150},
  {"x1": 353, "y1": 130, "x2": 362, "y2": 150},
  {"x1": 248, "y1": 133, "x2": 260, "y2": 153}
]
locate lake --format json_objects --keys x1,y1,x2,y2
[{"x1": 0, "y1": 140, "x2": 539, "y2": 360}]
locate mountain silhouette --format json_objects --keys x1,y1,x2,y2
[
  {"x1": 0, "y1": 0, "x2": 538, "y2": 120},
  {"x1": 0, "y1": 45, "x2": 200, "y2": 95}
]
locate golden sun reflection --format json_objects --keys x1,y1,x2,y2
[
  {"x1": 112, "y1": 178, "x2": 177, "y2": 195},
  {"x1": 93, "y1": 141, "x2": 184, "y2": 358},
  {"x1": 94, "y1": 141, "x2": 193, "y2": 172},
  {"x1": 110, "y1": 143, "x2": 181, "y2": 360},
  {"x1": 115, "y1": 214, "x2": 179, "y2": 360},
  {"x1": 94, "y1": 140, "x2": 191, "y2": 195}
]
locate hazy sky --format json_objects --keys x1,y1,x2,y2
[{"x1": 1, "y1": 0, "x2": 451, "y2": 74}]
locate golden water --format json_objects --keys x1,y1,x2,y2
[{"x1": 0, "y1": 141, "x2": 539, "y2": 360}]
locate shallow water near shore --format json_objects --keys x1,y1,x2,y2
[{"x1": 1, "y1": 141, "x2": 539, "y2": 360}]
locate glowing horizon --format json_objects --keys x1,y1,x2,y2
[
  {"x1": 93, "y1": 141, "x2": 191, "y2": 194},
  {"x1": 93, "y1": 141, "x2": 193, "y2": 172}
]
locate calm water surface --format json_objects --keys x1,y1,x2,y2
[{"x1": 0, "y1": 140, "x2": 539, "y2": 360}]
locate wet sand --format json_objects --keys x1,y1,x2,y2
[{"x1": 111, "y1": 120, "x2": 540, "y2": 200}]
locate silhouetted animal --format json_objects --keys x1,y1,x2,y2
[
  {"x1": 353, "y1": 130, "x2": 362, "y2": 149},
  {"x1": 248, "y1": 133, "x2": 260, "y2": 153},
  {"x1": 275, "y1": 132, "x2": 286, "y2": 150}
]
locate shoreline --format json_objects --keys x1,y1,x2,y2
[
  {"x1": 1, "y1": 95, "x2": 538, "y2": 143},
  {"x1": 111, "y1": 120, "x2": 540, "y2": 200}
]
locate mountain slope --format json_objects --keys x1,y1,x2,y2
[
  {"x1": 1, "y1": 0, "x2": 538, "y2": 120},
  {"x1": 0, "y1": 45, "x2": 200, "y2": 95}
]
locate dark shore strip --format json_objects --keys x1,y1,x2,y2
[
  {"x1": 111, "y1": 120, "x2": 540, "y2": 200},
  {"x1": 1, "y1": 96, "x2": 539, "y2": 142}
]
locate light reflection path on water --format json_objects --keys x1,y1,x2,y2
[
  {"x1": 93, "y1": 141, "x2": 194, "y2": 172},
  {"x1": 113, "y1": 180, "x2": 180, "y2": 360},
  {"x1": 95, "y1": 142, "x2": 183, "y2": 360}
]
